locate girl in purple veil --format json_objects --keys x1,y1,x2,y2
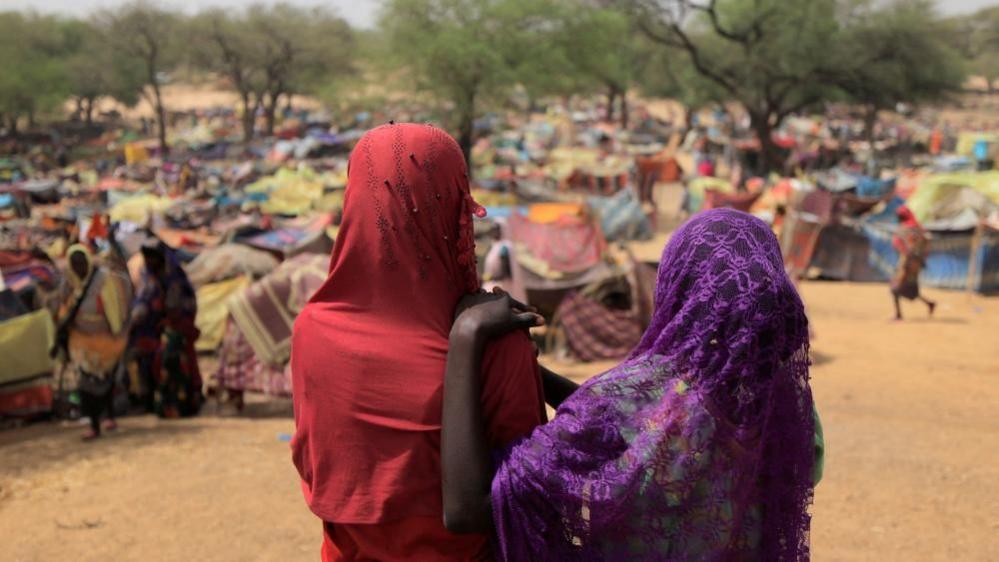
[{"x1": 444, "y1": 208, "x2": 820, "y2": 561}]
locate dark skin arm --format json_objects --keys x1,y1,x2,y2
[
  {"x1": 442, "y1": 291, "x2": 544, "y2": 534},
  {"x1": 540, "y1": 364, "x2": 579, "y2": 409}
]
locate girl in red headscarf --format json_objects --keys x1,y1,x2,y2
[
  {"x1": 290, "y1": 123, "x2": 546, "y2": 561},
  {"x1": 891, "y1": 205, "x2": 936, "y2": 320}
]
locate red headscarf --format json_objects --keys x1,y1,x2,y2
[
  {"x1": 291, "y1": 124, "x2": 543, "y2": 538},
  {"x1": 896, "y1": 205, "x2": 920, "y2": 229},
  {"x1": 894, "y1": 205, "x2": 925, "y2": 256}
]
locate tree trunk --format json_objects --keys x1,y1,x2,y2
[
  {"x1": 605, "y1": 87, "x2": 617, "y2": 122},
  {"x1": 457, "y1": 88, "x2": 476, "y2": 176},
  {"x1": 284, "y1": 93, "x2": 294, "y2": 114},
  {"x1": 620, "y1": 91, "x2": 629, "y2": 129},
  {"x1": 8, "y1": 115, "x2": 18, "y2": 136},
  {"x1": 240, "y1": 91, "x2": 254, "y2": 142},
  {"x1": 680, "y1": 105, "x2": 696, "y2": 143},
  {"x1": 863, "y1": 104, "x2": 878, "y2": 150},
  {"x1": 74, "y1": 98, "x2": 84, "y2": 121},
  {"x1": 749, "y1": 111, "x2": 780, "y2": 176},
  {"x1": 84, "y1": 98, "x2": 95, "y2": 126},
  {"x1": 27, "y1": 109, "x2": 35, "y2": 129},
  {"x1": 263, "y1": 92, "x2": 279, "y2": 137},
  {"x1": 149, "y1": 76, "x2": 169, "y2": 155}
]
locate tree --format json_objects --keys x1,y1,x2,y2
[
  {"x1": 61, "y1": 20, "x2": 145, "y2": 125},
  {"x1": 559, "y1": 7, "x2": 646, "y2": 127},
  {"x1": 0, "y1": 13, "x2": 71, "y2": 133},
  {"x1": 96, "y1": 1, "x2": 178, "y2": 153},
  {"x1": 242, "y1": 3, "x2": 355, "y2": 137},
  {"x1": 837, "y1": 0, "x2": 964, "y2": 145},
  {"x1": 946, "y1": 6, "x2": 999, "y2": 93},
  {"x1": 633, "y1": 0, "x2": 846, "y2": 173},
  {"x1": 381, "y1": 0, "x2": 557, "y2": 166},
  {"x1": 189, "y1": 10, "x2": 261, "y2": 141},
  {"x1": 636, "y1": 45, "x2": 725, "y2": 140}
]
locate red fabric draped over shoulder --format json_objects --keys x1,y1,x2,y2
[{"x1": 291, "y1": 124, "x2": 545, "y2": 561}]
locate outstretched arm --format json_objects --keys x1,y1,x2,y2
[{"x1": 442, "y1": 291, "x2": 543, "y2": 534}]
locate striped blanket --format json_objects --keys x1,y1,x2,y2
[{"x1": 227, "y1": 253, "x2": 328, "y2": 367}]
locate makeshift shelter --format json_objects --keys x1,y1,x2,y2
[
  {"x1": 195, "y1": 275, "x2": 251, "y2": 352},
  {"x1": 185, "y1": 243, "x2": 281, "y2": 287},
  {"x1": 226, "y1": 253, "x2": 328, "y2": 368},
  {"x1": 550, "y1": 252, "x2": 656, "y2": 361},
  {"x1": 0, "y1": 309, "x2": 54, "y2": 418},
  {"x1": 507, "y1": 211, "x2": 611, "y2": 313},
  {"x1": 587, "y1": 189, "x2": 653, "y2": 242}
]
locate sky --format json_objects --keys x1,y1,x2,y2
[{"x1": 1, "y1": 0, "x2": 996, "y2": 28}]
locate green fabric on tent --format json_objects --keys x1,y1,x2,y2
[{"x1": 906, "y1": 171, "x2": 999, "y2": 224}]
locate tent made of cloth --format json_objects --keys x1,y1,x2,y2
[
  {"x1": 227, "y1": 253, "x2": 328, "y2": 367},
  {"x1": 195, "y1": 275, "x2": 251, "y2": 352},
  {"x1": 905, "y1": 171, "x2": 999, "y2": 227},
  {"x1": 864, "y1": 221, "x2": 999, "y2": 293},
  {"x1": 587, "y1": 189, "x2": 652, "y2": 242},
  {"x1": 552, "y1": 252, "x2": 656, "y2": 362},
  {"x1": 0, "y1": 309, "x2": 54, "y2": 417},
  {"x1": 508, "y1": 213, "x2": 606, "y2": 279},
  {"x1": 185, "y1": 243, "x2": 281, "y2": 287},
  {"x1": 782, "y1": 208, "x2": 999, "y2": 292},
  {"x1": 239, "y1": 227, "x2": 333, "y2": 259},
  {"x1": 109, "y1": 193, "x2": 172, "y2": 224},
  {"x1": 955, "y1": 132, "x2": 999, "y2": 159}
]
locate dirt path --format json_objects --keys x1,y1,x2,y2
[{"x1": 1, "y1": 281, "x2": 997, "y2": 561}]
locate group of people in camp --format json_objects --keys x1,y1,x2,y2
[{"x1": 52, "y1": 219, "x2": 202, "y2": 440}]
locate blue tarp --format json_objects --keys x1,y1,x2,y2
[
  {"x1": 862, "y1": 221, "x2": 999, "y2": 292},
  {"x1": 588, "y1": 189, "x2": 652, "y2": 242}
]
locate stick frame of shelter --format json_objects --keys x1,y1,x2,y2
[{"x1": 966, "y1": 220, "x2": 984, "y2": 295}]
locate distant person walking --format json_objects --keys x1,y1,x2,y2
[
  {"x1": 891, "y1": 206, "x2": 935, "y2": 320},
  {"x1": 54, "y1": 244, "x2": 132, "y2": 440}
]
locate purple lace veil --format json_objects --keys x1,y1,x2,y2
[{"x1": 491, "y1": 209, "x2": 814, "y2": 561}]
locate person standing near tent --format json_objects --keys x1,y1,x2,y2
[
  {"x1": 441, "y1": 209, "x2": 822, "y2": 560},
  {"x1": 53, "y1": 244, "x2": 133, "y2": 440},
  {"x1": 130, "y1": 239, "x2": 202, "y2": 418},
  {"x1": 290, "y1": 123, "x2": 546, "y2": 561},
  {"x1": 891, "y1": 206, "x2": 936, "y2": 321}
]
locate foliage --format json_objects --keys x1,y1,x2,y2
[
  {"x1": 94, "y1": 1, "x2": 179, "y2": 151},
  {"x1": 945, "y1": 6, "x2": 999, "y2": 92},
  {"x1": 381, "y1": 0, "x2": 566, "y2": 163},
  {"x1": 0, "y1": 13, "x2": 72, "y2": 130},
  {"x1": 61, "y1": 19, "x2": 146, "y2": 120},
  {"x1": 836, "y1": 0, "x2": 964, "y2": 139}
]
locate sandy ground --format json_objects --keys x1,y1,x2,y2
[{"x1": 1, "y1": 281, "x2": 997, "y2": 561}]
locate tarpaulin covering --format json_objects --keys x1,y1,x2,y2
[
  {"x1": 906, "y1": 171, "x2": 999, "y2": 225},
  {"x1": 864, "y1": 222, "x2": 999, "y2": 292},
  {"x1": 588, "y1": 189, "x2": 652, "y2": 241},
  {"x1": 185, "y1": 243, "x2": 280, "y2": 287},
  {"x1": 195, "y1": 275, "x2": 251, "y2": 352},
  {"x1": 0, "y1": 309, "x2": 53, "y2": 386},
  {"x1": 508, "y1": 213, "x2": 606, "y2": 278},
  {"x1": 0, "y1": 309, "x2": 54, "y2": 417},
  {"x1": 808, "y1": 223, "x2": 885, "y2": 282},
  {"x1": 227, "y1": 253, "x2": 327, "y2": 366},
  {"x1": 109, "y1": 194, "x2": 172, "y2": 224}
]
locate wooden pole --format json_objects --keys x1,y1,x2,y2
[{"x1": 966, "y1": 221, "x2": 984, "y2": 295}]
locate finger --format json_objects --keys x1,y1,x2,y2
[
  {"x1": 501, "y1": 292, "x2": 534, "y2": 313},
  {"x1": 514, "y1": 312, "x2": 546, "y2": 328}
]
